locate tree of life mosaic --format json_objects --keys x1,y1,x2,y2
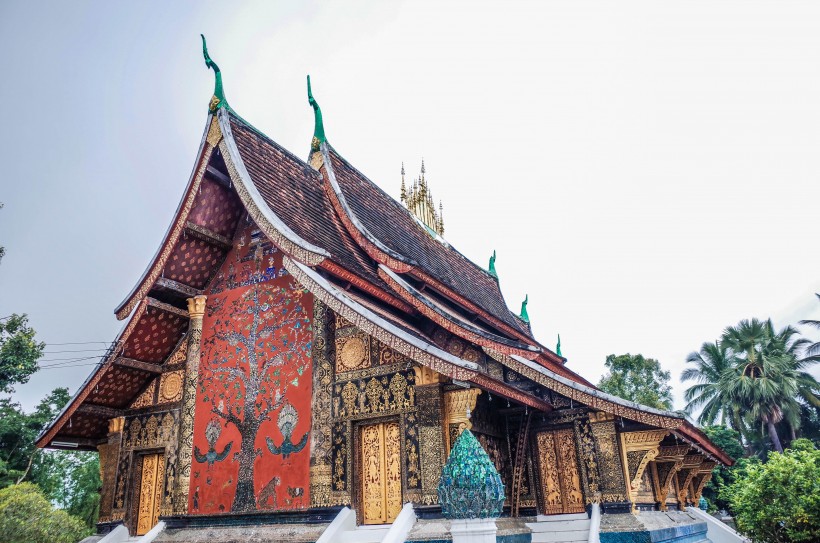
[{"x1": 190, "y1": 223, "x2": 313, "y2": 513}]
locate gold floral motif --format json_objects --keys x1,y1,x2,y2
[
  {"x1": 136, "y1": 453, "x2": 164, "y2": 535},
  {"x1": 361, "y1": 421, "x2": 402, "y2": 524},
  {"x1": 536, "y1": 429, "x2": 585, "y2": 515},
  {"x1": 158, "y1": 370, "x2": 184, "y2": 403},
  {"x1": 337, "y1": 336, "x2": 369, "y2": 372},
  {"x1": 130, "y1": 380, "x2": 157, "y2": 409}
]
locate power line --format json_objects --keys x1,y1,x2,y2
[
  {"x1": 39, "y1": 355, "x2": 108, "y2": 362},
  {"x1": 43, "y1": 341, "x2": 113, "y2": 346},
  {"x1": 39, "y1": 356, "x2": 104, "y2": 368},
  {"x1": 37, "y1": 362, "x2": 104, "y2": 371},
  {"x1": 43, "y1": 348, "x2": 110, "y2": 354}
]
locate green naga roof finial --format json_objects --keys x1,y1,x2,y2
[
  {"x1": 201, "y1": 34, "x2": 228, "y2": 113},
  {"x1": 307, "y1": 75, "x2": 326, "y2": 149},
  {"x1": 488, "y1": 250, "x2": 498, "y2": 279},
  {"x1": 519, "y1": 295, "x2": 529, "y2": 323},
  {"x1": 556, "y1": 334, "x2": 562, "y2": 357}
]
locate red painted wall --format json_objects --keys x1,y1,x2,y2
[{"x1": 189, "y1": 224, "x2": 313, "y2": 513}]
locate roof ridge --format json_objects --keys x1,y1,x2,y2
[
  {"x1": 227, "y1": 110, "x2": 320, "y2": 180},
  {"x1": 327, "y1": 146, "x2": 512, "y2": 295}
]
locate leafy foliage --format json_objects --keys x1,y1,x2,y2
[
  {"x1": 0, "y1": 314, "x2": 45, "y2": 393},
  {"x1": 683, "y1": 316, "x2": 820, "y2": 453},
  {"x1": 724, "y1": 439, "x2": 820, "y2": 543},
  {"x1": 0, "y1": 387, "x2": 100, "y2": 529},
  {"x1": 32, "y1": 451, "x2": 100, "y2": 528},
  {"x1": 700, "y1": 425, "x2": 743, "y2": 512},
  {"x1": 0, "y1": 388, "x2": 69, "y2": 487},
  {"x1": 0, "y1": 482, "x2": 90, "y2": 543},
  {"x1": 597, "y1": 353, "x2": 673, "y2": 410}
]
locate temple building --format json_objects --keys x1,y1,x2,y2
[{"x1": 37, "y1": 38, "x2": 731, "y2": 542}]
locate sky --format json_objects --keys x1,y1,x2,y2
[{"x1": 1, "y1": 1, "x2": 819, "y2": 412}]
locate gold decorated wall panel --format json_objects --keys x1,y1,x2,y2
[{"x1": 535, "y1": 428, "x2": 584, "y2": 515}]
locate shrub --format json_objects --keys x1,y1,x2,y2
[
  {"x1": 0, "y1": 482, "x2": 90, "y2": 543},
  {"x1": 725, "y1": 439, "x2": 820, "y2": 542}
]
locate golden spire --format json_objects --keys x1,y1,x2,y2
[
  {"x1": 400, "y1": 163, "x2": 407, "y2": 203},
  {"x1": 401, "y1": 160, "x2": 445, "y2": 236}
]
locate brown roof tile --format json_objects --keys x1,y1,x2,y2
[
  {"x1": 326, "y1": 148, "x2": 534, "y2": 340},
  {"x1": 229, "y1": 115, "x2": 382, "y2": 288}
]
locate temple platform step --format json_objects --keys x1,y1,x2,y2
[
  {"x1": 338, "y1": 525, "x2": 391, "y2": 543},
  {"x1": 526, "y1": 512, "x2": 591, "y2": 543}
]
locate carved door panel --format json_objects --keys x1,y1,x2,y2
[
  {"x1": 361, "y1": 421, "x2": 402, "y2": 524},
  {"x1": 535, "y1": 429, "x2": 585, "y2": 515},
  {"x1": 136, "y1": 453, "x2": 164, "y2": 535}
]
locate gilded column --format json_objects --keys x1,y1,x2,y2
[
  {"x1": 588, "y1": 413, "x2": 631, "y2": 514},
  {"x1": 309, "y1": 300, "x2": 334, "y2": 507},
  {"x1": 172, "y1": 295, "x2": 206, "y2": 514},
  {"x1": 98, "y1": 417, "x2": 124, "y2": 524},
  {"x1": 415, "y1": 368, "x2": 445, "y2": 505}
]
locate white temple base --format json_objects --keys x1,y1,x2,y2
[{"x1": 450, "y1": 518, "x2": 498, "y2": 543}]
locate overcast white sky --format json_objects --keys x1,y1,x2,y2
[{"x1": 1, "y1": 1, "x2": 819, "y2": 412}]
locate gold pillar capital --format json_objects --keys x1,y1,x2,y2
[
  {"x1": 108, "y1": 416, "x2": 125, "y2": 434},
  {"x1": 187, "y1": 295, "x2": 207, "y2": 319}
]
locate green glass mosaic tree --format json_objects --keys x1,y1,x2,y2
[{"x1": 437, "y1": 429, "x2": 505, "y2": 519}]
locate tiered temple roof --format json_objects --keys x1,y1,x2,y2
[{"x1": 37, "y1": 41, "x2": 731, "y2": 467}]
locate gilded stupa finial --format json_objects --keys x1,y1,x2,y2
[
  {"x1": 400, "y1": 163, "x2": 407, "y2": 203},
  {"x1": 307, "y1": 75, "x2": 326, "y2": 150},
  {"x1": 519, "y1": 295, "x2": 529, "y2": 323},
  {"x1": 488, "y1": 250, "x2": 498, "y2": 278},
  {"x1": 401, "y1": 159, "x2": 445, "y2": 236},
  {"x1": 201, "y1": 35, "x2": 228, "y2": 113}
]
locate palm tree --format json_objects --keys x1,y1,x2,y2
[
  {"x1": 719, "y1": 352, "x2": 801, "y2": 452},
  {"x1": 720, "y1": 318, "x2": 820, "y2": 452},
  {"x1": 682, "y1": 341, "x2": 742, "y2": 429},
  {"x1": 799, "y1": 293, "x2": 820, "y2": 362}
]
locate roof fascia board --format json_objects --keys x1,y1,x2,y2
[
  {"x1": 285, "y1": 257, "x2": 553, "y2": 410},
  {"x1": 318, "y1": 143, "x2": 416, "y2": 272},
  {"x1": 377, "y1": 265, "x2": 541, "y2": 359},
  {"x1": 114, "y1": 115, "x2": 216, "y2": 320},
  {"x1": 37, "y1": 299, "x2": 151, "y2": 448},
  {"x1": 217, "y1": 111, "x2": 329, "y2": 265}
]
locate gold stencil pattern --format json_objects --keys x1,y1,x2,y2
[
  {"x1": 158, "y1": 370, "x2": 184, "y2": 403},
  {"x1": 535, "y1": 429, "x2": 585, "y2": 515},
  {"x1": 136, "y1": 453, "x2": 164, "y2": 535},
  {"x1": 361, "y1": 421, "x2": 402, "y2": 524}
]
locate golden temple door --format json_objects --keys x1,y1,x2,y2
[
  {"x1": 135, "y1": 453, "x2": 164, "y2": 535},
  {"x1": 535, "y1": 429, "x2": 585, "y2": 515},
  {"x1": 360, "y1": 421, "x2": 402, "y2": 524}
]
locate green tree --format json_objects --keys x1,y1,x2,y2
[
  {"x1": 721, "y1": 319, "x2": 820, "y2": 452},
  {"x1": 700, "y1": 425, "x2": 743, "y2": 512},
  {"x1": 0, "y1": 314, "x2": 45, "y2": 394},
  {"x1": 0, "y1": 482, "x2": 90, "y2": 543},
  {"x1": 32, "y1": 451, "x2": 100, "y2": 528},
  {"x1": 598, "y1": 353, "x2": 673, "y2": 410},
  {"x1": 682, "y1": 341, "x2": 742, "y2": 430},
  {"x1": 0, "y1": 388, "x2": 69, "y2": 487},
  {"x1": 724, "y1": 439, "x2": 820, "y2": 543}
]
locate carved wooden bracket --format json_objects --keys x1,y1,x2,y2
[{"x1": 619, "y1": 429, "x2": 668, "y2": 510}]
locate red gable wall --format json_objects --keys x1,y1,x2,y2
[{"x1": 189, "y1": 223, "x2": 313, "y2": 513}]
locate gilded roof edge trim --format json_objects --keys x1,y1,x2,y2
[
  {"x1": 37, "y1": 299, "x2": 150, "y2": 449},
  {"x1": 319, "y1": 142, "x2": 417, "y2": 270},
  {"x1": 284, "y1": 257, "x2": 553, "y2": 412},
  {"x1": 217, "y1": 110, "x2": 329, "y2": 266},
  {"x1": 377, "y1": 264, "x2": 541, "y2": 359},
  {"x1": 114, "y1": 116, "x2": 215, "y2": 320}
]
